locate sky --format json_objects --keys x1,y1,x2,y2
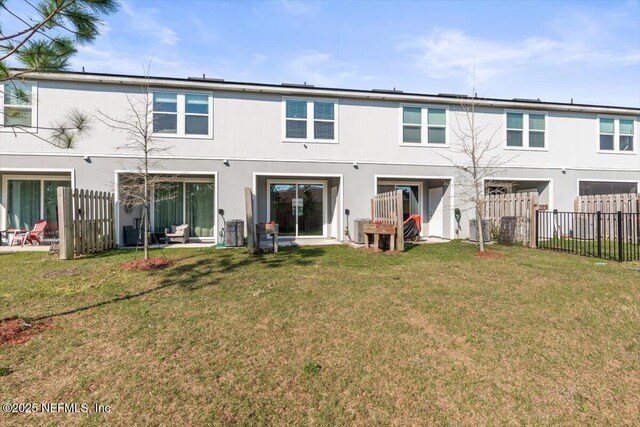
[{"x1": 12, "y1": 0, "x2": 640, "y2": 106}]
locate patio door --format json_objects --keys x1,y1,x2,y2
[
  {"x1": 377, "y1": 183, "x2": 421, "y2": 221},
  {"x1": 269, "y1": 182, "x2": 325, "y2": 237},
  {"x1": 3, "y1": 177, "x2": 71, "y2": 236},
  {"x1": 152, "y1": 181, "x2": 215, "y2": 239}
]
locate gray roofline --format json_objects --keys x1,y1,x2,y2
[{"x1": 15, "y1": 69, "x2": 640, "y2": 115}]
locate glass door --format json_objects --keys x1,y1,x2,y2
[
  {"x1": 297, "y1": 184, "x2": 323, "y2": 236},
  {"x1": 269, "y1": 182, "x2": 325, "y2": 237},
  {"x1": 377, "y1": 184, "x2": 420, "y2": 221},
  {"x1": 7, "y1": 179, "x2": 41, "y2": 230},
  {"x1": 397, "y1": 185, "x2": 420, "y2": 221},
  {"x1": 185, "y1": 182, "x2": 214, "y2": 238}
]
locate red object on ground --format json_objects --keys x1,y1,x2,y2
[
  {"x1": 403, "y1": 214, "x2": 422, "y2": 233},
  {"x1": 0, "y1": 319, "x2": 53, "y2": 346},
  {"x1": 121, "y1": 257, "x2": 174, "y2": 270},
  {"x1": 15, "y1": 219, "x2": 47, "y2": 246}
]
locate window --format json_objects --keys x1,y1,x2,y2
[
  {"x1": 3, "y1": 82, "x2": 35, "y2": 128},
  {"x1": 3, "y1": 177, "x2": 71, "y2": 238},
  {"x1": 506, "y1": 112, "x2": 545, "y2": 149},
  {"x1": 619, "y1": 119, "x2": 634, "y2": 152},
  {"x1": 401, "y1": 106, "x2": 447, "y2": 145},
  {"x1": 151, "y1": 91, "x2": 212, "y2": 137},
  {"x1": 579, "y1": 181, "x2": 638, "y2": 196},
  {"x1": 152, "y1": 180, "x2": 215, "y2": 238},
  {"x1": 599, "y1": 117, "x2": 636, "y2": 152},
  {"x1": 284, "y1": 99, "x2": 336, "y2": 142},
  {"x1": 153, "y1": 92, "x2": 178, "y2": 134}
]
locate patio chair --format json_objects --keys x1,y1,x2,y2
[
  {"x1": 165, "y1": 224, "x2": 189, "y2": 244},
  {"x1": 13, "y1": 219, "x2": 48, "y2": 247}
]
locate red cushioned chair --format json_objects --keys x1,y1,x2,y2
[{"x1": 15, "y1": 219, "x2": 48, "y2": 246}]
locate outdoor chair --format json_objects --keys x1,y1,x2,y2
[
  {"x1": 165, "y1": 224, "x2": 189, "y2": 244},
  {"x1": 13, "y1": 219, "x2": 48, "y2": 247}
]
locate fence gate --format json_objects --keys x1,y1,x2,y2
[
  {"x1": 482, "y1": 192, "x2": 539, "y2": 247},
  {"x1": 536, "y1": 210, "x2": 640, "y2": 262},
  {"x1": 57, "y1": 187, "x2": 116, "y2": 259}
]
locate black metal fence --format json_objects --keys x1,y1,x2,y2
[{"x1": 536, "y1": 210, "x2": 640, "y2": 262}]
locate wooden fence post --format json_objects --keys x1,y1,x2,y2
[
  {"x1": 245, "y1": 187, "x2": 256, "y2": 254},
  {"x1": 395, "y1": 190, "x2": 404, "y2": 252},
  {"x1": 57, "y1": 187, "x2": 74, "y2": 260}
]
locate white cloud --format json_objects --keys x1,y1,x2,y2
[
  {"x1": 399, "y1": 27, "x2": 640, "y2": 86},
  {"x1": 287, "y1": 52, "x2": 357, "y2": 86},
  {"x1": 121, "y1": 1, "x2": 178, "y2": 46}
]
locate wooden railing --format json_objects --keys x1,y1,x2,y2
[
  {"x1": 482, "y1": 192, "x2": 539, "y2": 247},
  {"x1": 370, "y1": 190, "x2": 404, "y2": 251},
  {"x1": 57, "y1": 187, "x2": 115, "y2": 259}
]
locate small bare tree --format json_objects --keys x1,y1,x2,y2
[
  {"x1": 444, "y1": 89, "x2": 514, "y2": 252},
  {"x1": 96, "y1": 68, "x2": 173, "y2": 259}
]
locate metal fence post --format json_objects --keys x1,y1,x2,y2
[
  {"x1": 617, "y1": 211, "x2": 623, "y2": 262},
  {"x1": 596, "y1": 211, "x2": 602, "y2": 258},
  {"x1": 535, "y1": 209, "x2": 539, "y2": 248}
]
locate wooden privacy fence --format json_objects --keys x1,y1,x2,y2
[
  {"x1": 574, "y1": 193, "x2": 639, "y2": 213},
  {"x1": 57, "y1": 187, "x2": 115, "y2": 259},
  {"x1": 367, "y1": 190, "x2": 404, "y2": 251},
  {"x1": 574, "y1": 193, "x2": 640, "y2": 240},
  {"x1": 482, "y1": 192, "x2": 539, "y2": 247}
]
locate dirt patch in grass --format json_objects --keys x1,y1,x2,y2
[
  {"x1": 40, "y1": 268, "x2": 79, "y2": 279},
  {"x1": 474, "y1": 250, "x2": 503, "y2": 259},
  {"x1": 0, "y1": 319, "x2": 53, "y2": 346},
  {"x1": 121, "y1": 257, "x2": 174, "y2": 271}
]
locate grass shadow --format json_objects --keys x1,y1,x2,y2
[{"x1": 27, "y1": 245, "x2": 326, "y2": 322}]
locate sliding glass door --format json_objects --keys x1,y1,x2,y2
[
  {"x1": 7, "y1": 180, "x2": 40, "y2": 230},
  {"x1": 377, "y1": 183, "x2": 420, "y2": 221},
  {"x1": 153, "y1": 181, "x2": 215, "y2": 239},
  {"x1": 5, "y1": 178, "x2": 71, "y2": 234},
  {"x1": 269, "y1": 182, "x2": 325, "y2": 237},
  {"x1": 186, "y1": 182, "x2": 214, "y2": 238}
]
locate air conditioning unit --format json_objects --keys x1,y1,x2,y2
[{"x1": 352, "y1": 218, "x2": 370, "y2": 244}]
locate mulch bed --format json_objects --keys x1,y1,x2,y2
[
  {"x1": 474, "y1": 251, "x2": 503, "y2": 259},
  {"x1": 121, "y1": 257, "x2": 174, "y2": 271},
  {"x1": 0, "y1": 319, "x2": 53, "y2": 346}
]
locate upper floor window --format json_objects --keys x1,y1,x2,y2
[
  {"x1": 401, "y1": 106, "x2": 447, "y2": 145},
  {"x1": 599, "y1": 117, "x2": 634, "y2": 152},
  {"x1": 284, "y1": 98, "x2": 336, "y2": 142},
  {"x1": 3, "y1": 82, "x2": 36, "y2": 128},
  {"x1": 506, "y1": 112, "x2": 546, "y2": 149},
  {"x1": 152, "y1": 91, "x2": 212, "y2": 138}
]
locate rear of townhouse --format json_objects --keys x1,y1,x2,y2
[{"x1": 0, "y1": 71, "x2": 638, "y2": 245}]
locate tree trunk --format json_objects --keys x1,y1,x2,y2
[
  {"x1": 476, "y1": 208, "x2": 485, "y2": 252},
  {"x1": 143, "y1": 204, "x2": 149, "y2": 259}
]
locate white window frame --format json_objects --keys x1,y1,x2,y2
[
  {"x1": 265, "y1": 178, "x2": 328, "y2": 238},
  {"x1": 1, "y1": 174, "x2": 71, "y2": 231},
  {"x1": 399, "y1": 104, "x2": 449, "y2": 147},
  {"x1": 150, "y1": 89, "x2": 213, "y2": 139},
  {"x1": 0, "y1": 81, "x2": 38, "y2": 132},
  {"x1": 576, "y1": 179, "x2": 640, "y2": 197},
  {"x1": 377, "y1": 180, "x2": 424, "y2": 236},
  {"x1": 149, "y1": 177, "x2": 216, "y2": 241},
  {"x1": 504, "y1": 110, "x2": 548, "y2": 151},
  {"x1": 282, "y1": 97, "x2": 338, "y2": 144},
  {"x1": 596, "y1": 115, "x2": 638, "y2": 155}
]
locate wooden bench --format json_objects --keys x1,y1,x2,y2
[
  {"x1": 256, "y1": 223, "x2": 279, "y2": 253},
  {"x1": 363, "y1": 222, "x2": 397, "y2": 252}
]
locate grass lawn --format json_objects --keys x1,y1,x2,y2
[{"x1": 1, "y1": 242, "x2": 639, "y2": 425}]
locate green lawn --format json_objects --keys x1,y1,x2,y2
[{"x1": 1, "y1": 243, "x2": 639, "y2": 425}]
